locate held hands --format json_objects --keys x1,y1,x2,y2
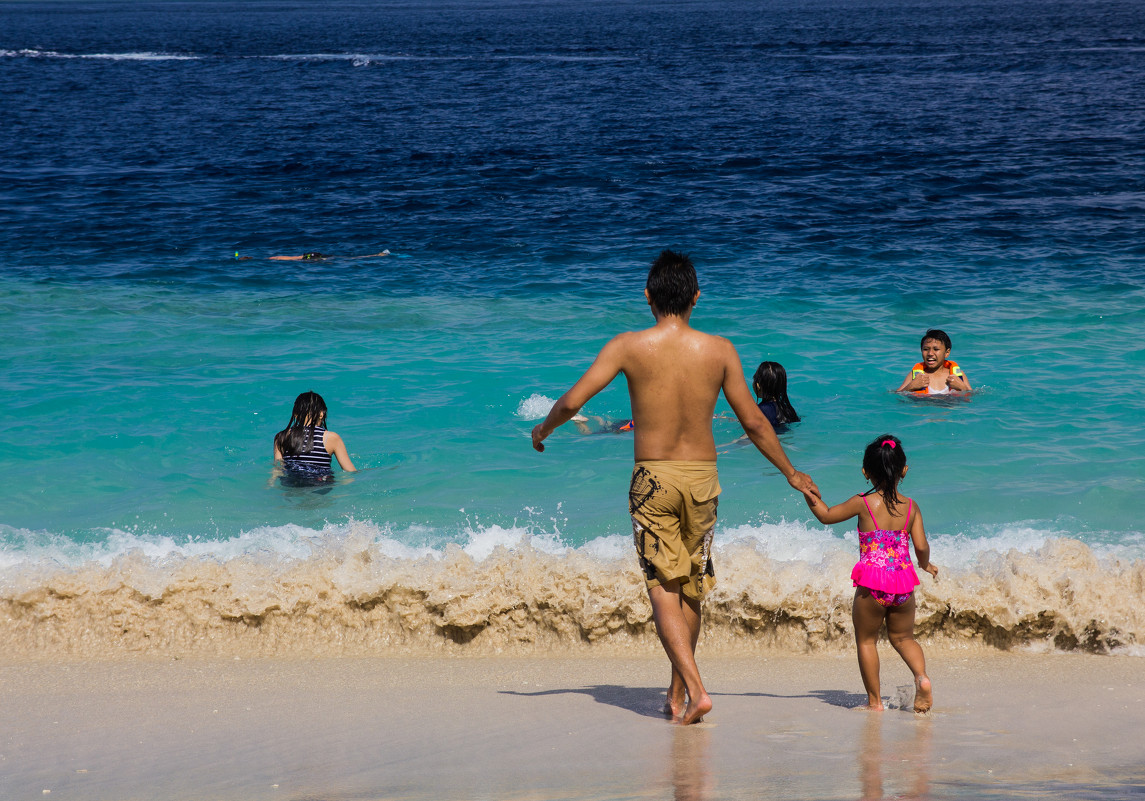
[{"x1": 788, "y1": 470, "x2": 820, "y2": 500}]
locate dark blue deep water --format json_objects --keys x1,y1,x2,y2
[{"x1": 4, "y1": 0, "x2": 1145, "y2": 293}]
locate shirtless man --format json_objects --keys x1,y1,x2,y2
[{"x1": 531, "y1": 250, "x2": 819, "y2": 725}]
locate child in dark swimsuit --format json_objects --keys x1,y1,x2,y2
[
  {"x1": 273, "y1": 391, "x2": 357, "y2": 483},
  {"x1": 752, "y1": 361, "x2": 800, "y2": 428},
  {"x1": 800, "y1": 435, "x2": 939, "y2": 712}
]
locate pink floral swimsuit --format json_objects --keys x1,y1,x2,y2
[{"x1": 851, "y1": 495, "x2": 920, "y2": 608}]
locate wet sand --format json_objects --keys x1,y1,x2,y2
[{"x1": 2, "y1": 648, "x2": 1143, "y2": 800}]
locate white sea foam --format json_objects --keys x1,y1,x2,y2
[
  {"x1": 1, "y1": 49, "x2": 198, "y2": 60},
  {"x1": 515, "y1": 393, "x2": 557, "y2": 420},
  {"x1": 266, "y1": 53, "x2": 452, "y2": 65},
  {"x1": 1, "y1": 516, "x2": 1138, "y2": 572}
]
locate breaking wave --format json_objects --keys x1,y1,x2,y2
[{"x1": 2, "y1": 520, "x2": 1142, "y2": 659}]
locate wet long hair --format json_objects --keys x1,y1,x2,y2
[
  {"x1": 862, "y1": 434, "x2": 907, "y2": 513},
  {"x1": 752, "y1": 361, "x2": 800, "y2": 424},
  {"x1": 275, "y1": 391, "x2": 328, "y2": 457}
]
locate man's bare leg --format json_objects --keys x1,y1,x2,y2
[
  {"x1": 649, "y1": 581, "x2": 711, "y2": 725},
  {"x1": 663, "y1": 590, "x2": 702, "y2": 718}
]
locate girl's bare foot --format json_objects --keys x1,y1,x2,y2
[{"x1": 914, "y1": 676, "x2": 933, "y2": 713}]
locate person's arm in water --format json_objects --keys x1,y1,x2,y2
[
  {"x1": 323, "y1": 430, "x2": 357, "y2": 472},
  {"x1": 802, "y1": 491, "x2": 864, "y2": 524},
  {"x1": 532, "y1": 336, "x2": 626, "y2": 451},
  {"x1": 720, "y1": 344, "x2": 819, "y2": 498},
  {"x1": 908, "y1": 503, "x2": 938, "y2": 578}
]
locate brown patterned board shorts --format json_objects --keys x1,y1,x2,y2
[{"x1": 629, "y1": 461, "x2": 721, "y2": 601}]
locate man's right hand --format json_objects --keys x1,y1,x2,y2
[{"x1": 531, "y1": 424, "x2": 547, "y2": 452}]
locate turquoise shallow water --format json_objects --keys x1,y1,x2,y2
[{"x1": 4, "y1": 266, "x2": 1142, "y2": 561}]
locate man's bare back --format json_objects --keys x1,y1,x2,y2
[
  {"x1": 619, "y1": 321, "x2": 748, "y2": 461},
  {"x1": 533, "y1": 294, "x2": 811, "y2": 482}
]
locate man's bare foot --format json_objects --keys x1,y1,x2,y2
[
  {"x1": 679, "y1": 692, "x2": 712, "y2": 725},
  {"x1": 914, "y1": 676, "x2": 933, "y2": 713},
  {"x1": 664, "y1": 687, "x2": 686, "y2": 719}
]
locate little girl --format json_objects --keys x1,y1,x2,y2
[
  {"x1": 273, "y1": 391, "x2": 357, "y2": 482},
  {"x1": 752, "y1": 361, "x2": 800, "y2": 428},
  {"x1": 802, "y1": 435, "x2": 938, "y2": 712}
]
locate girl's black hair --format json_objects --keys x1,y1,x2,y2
[
  {"x1": 275, "y1": 391, "x2": 328, "y2": 457},
  {"x1": 862, "y1": 434, "x2": 907, "y2": 513},
  {"x1": 751, "y1": 361, "x2": 800, "y2": 424}
]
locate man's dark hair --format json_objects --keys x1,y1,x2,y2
[
  {"x1": 921, "y1": 329, "x2": 952, "y2": 350},
  {"x1": 645, "y1": 250, "x2": 699, "y2": 316}
]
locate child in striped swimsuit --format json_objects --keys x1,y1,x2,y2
[
  {"x1": 273, "y1": 391, "x2": 357, "y2": 484},
  {"x1": 801, "y1": 434, "x2": 939, "y2": 712}
]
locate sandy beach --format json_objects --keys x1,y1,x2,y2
[{"x1": 2, "y1": 648, "x2": 1142, "y2": 800}]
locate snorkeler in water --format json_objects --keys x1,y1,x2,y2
[
  {"x1": 234, "y1": 250, "x2": 390, "y2": 261},
  {"x1": 571, "y1": 414, "x2": 634, "y2": 434}
]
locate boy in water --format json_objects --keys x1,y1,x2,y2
[
  {"x1": 531, "y1": 250, "x2": 818, "y2": 725},
  {"x1": 896, "y1": 329, "x2": 971, "y2": 395}
]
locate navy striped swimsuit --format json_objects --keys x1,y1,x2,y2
[{"x1": 282, "y1": 426, "x2": 333, "y2": 475}]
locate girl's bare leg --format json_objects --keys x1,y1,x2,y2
[
  {"x1": 885, "y1": 594, "x2": 932, "y2": 712},
  {"x1": 852, "y1": 588, "x2": 888, "y2": 710}
]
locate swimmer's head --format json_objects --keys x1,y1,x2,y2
[
  {"x1": 752, "y1": 361, "x2": 788, "y2": 402},
  {"x1": 920, "y1": 329, "x2": 952, "y2": 371},
  {"x1": 276, "y1": 391, "x2": 328, "y2": 458},
  {"x1": 645, "y1": 249, "x2": 699, "y2": 316},
  {"x1": 862, "y1": 434, "x2": 907, "y2": 511},
  {"x1": 920, "y1": 329, "x2": 952, "y2": 351},
  {"x1": 752, "y1": 361, "x2": 800, "y2": 424},
  {"x1": 289, "y1": 390, "x2": 327, "y2": 427},
  {"x1": 302, "y1": 252, "x2": 328, "y2": 261}
]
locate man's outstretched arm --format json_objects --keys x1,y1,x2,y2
[
  {"x1": 532, "y1": 336, "x2": 626, "y2": 452},
  {"x1": 720, "y1": 343, "x2": 820, "y2": 498}
]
